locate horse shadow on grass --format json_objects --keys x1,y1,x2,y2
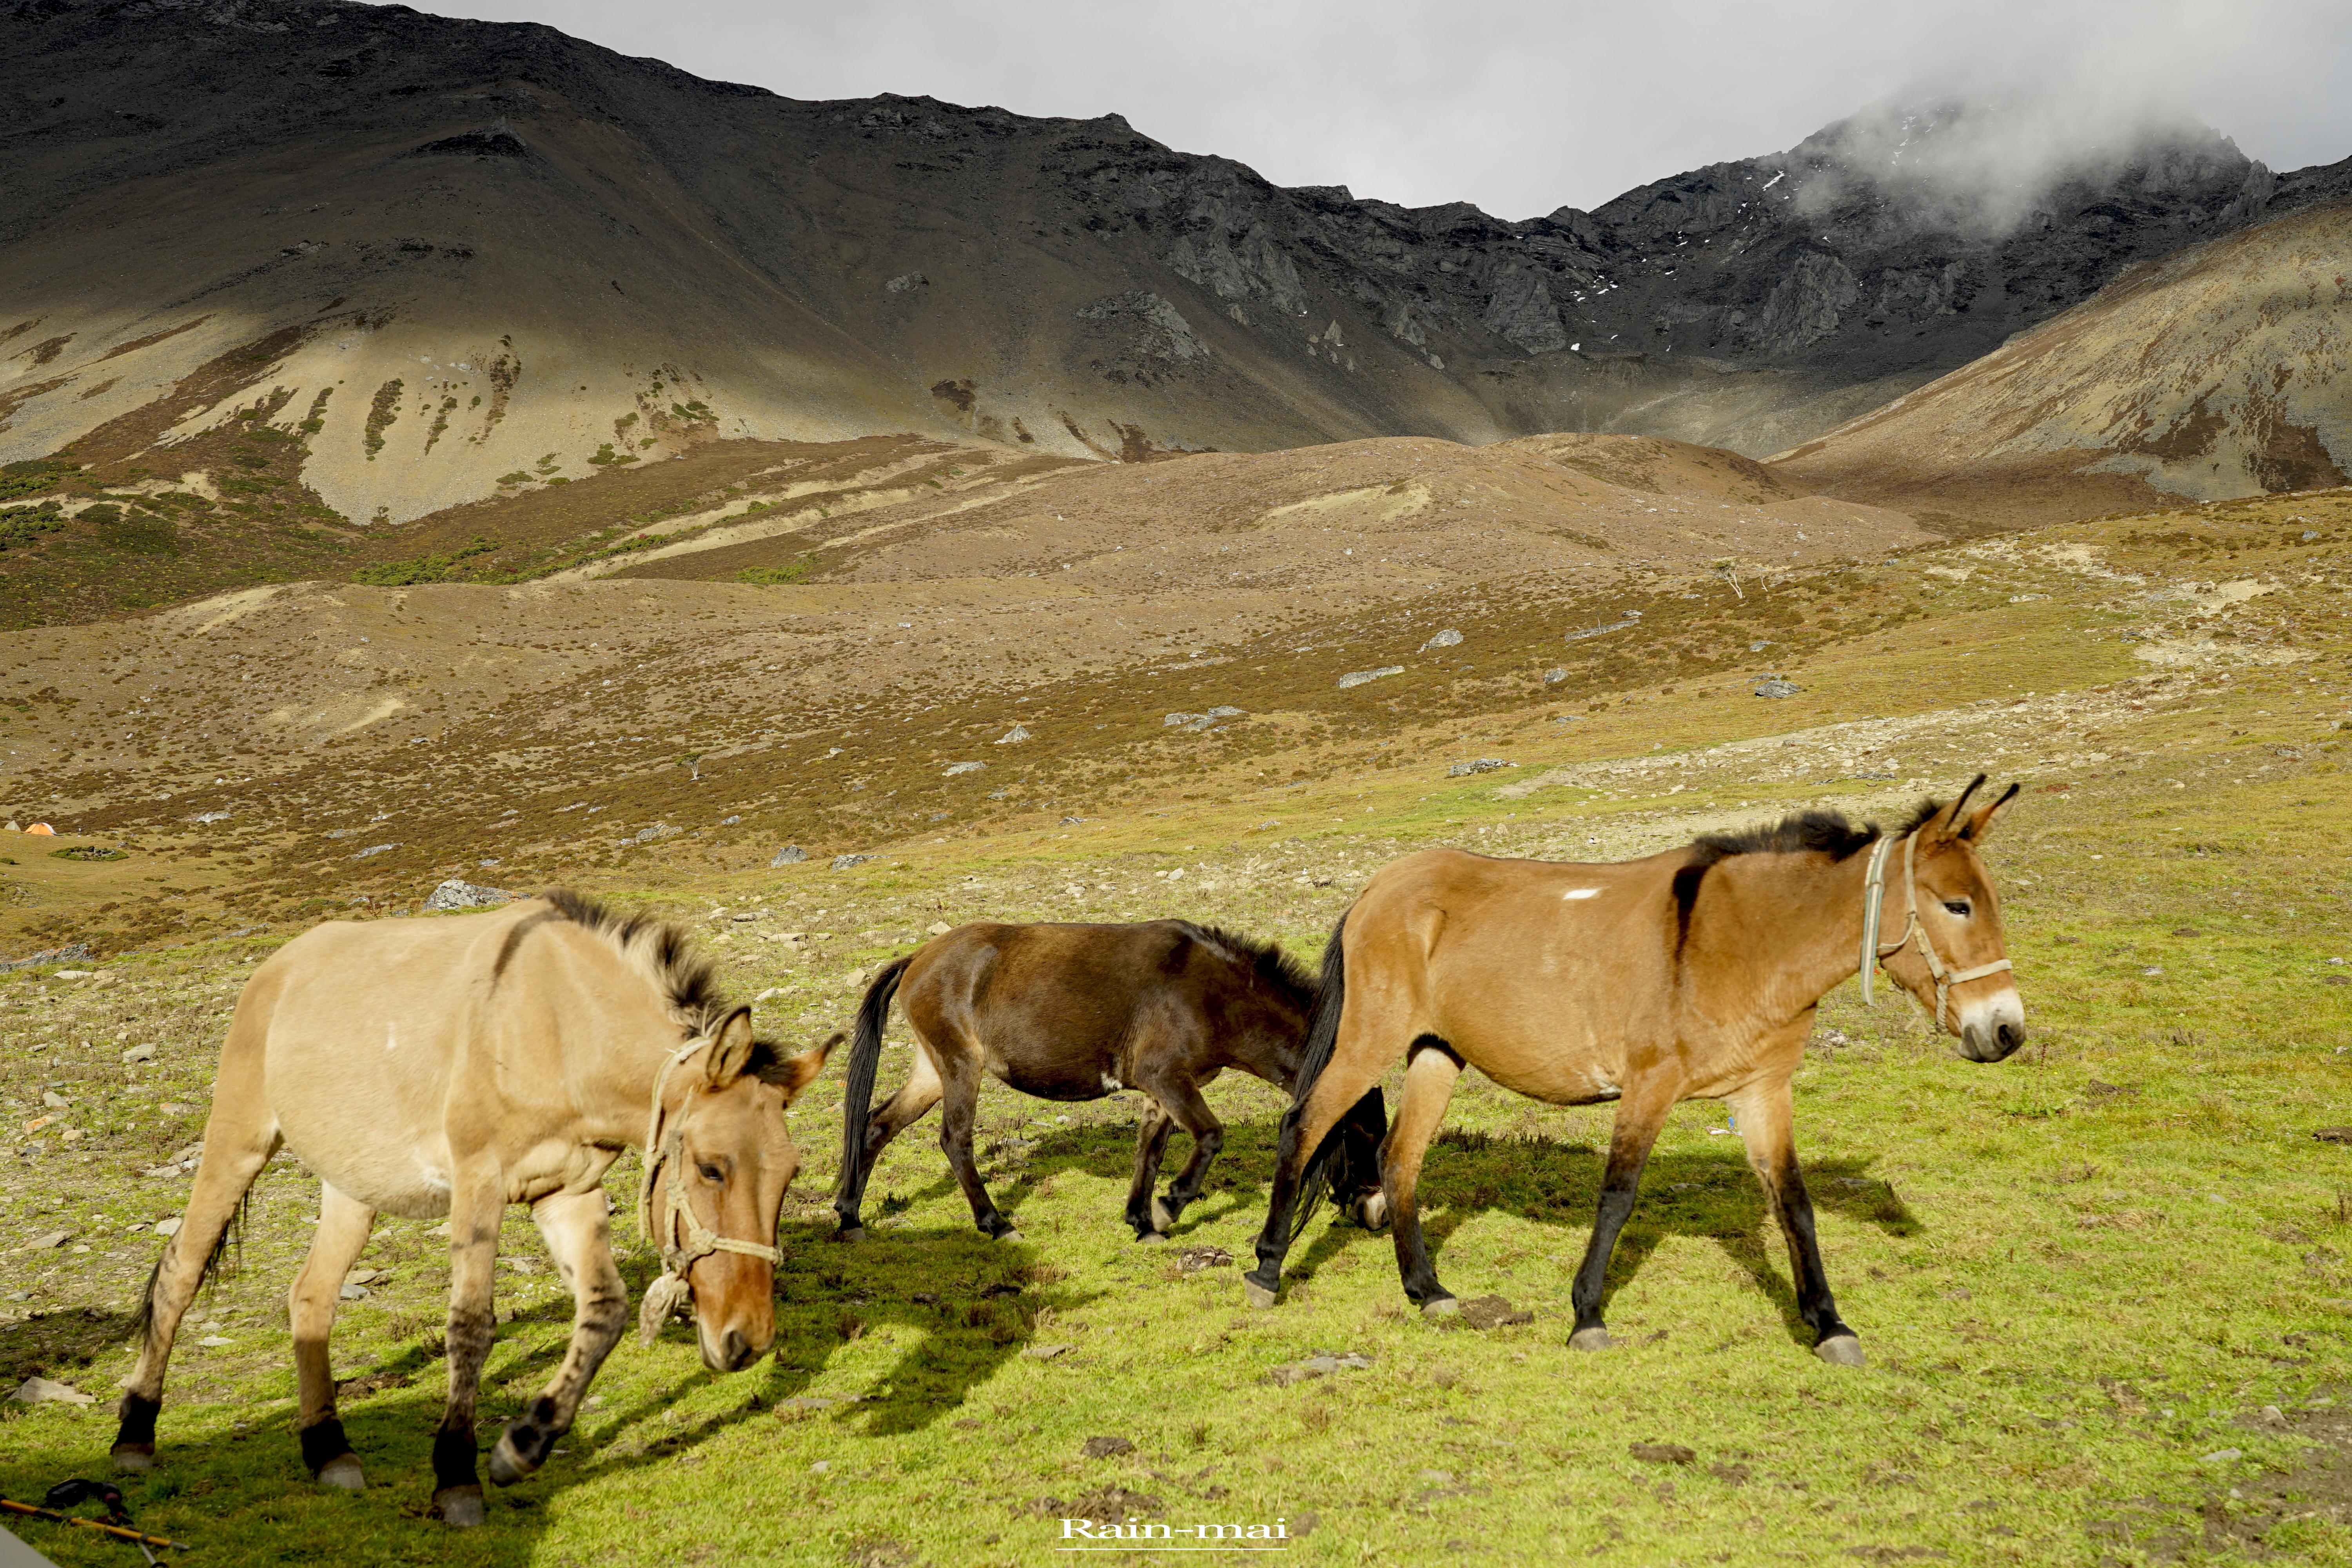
[
  {"x1": 920, "y1": 1114, "x2": 1923, "y2": 1350},
  {"x1": 0, "y1": 1221, "x2": 1098, "y2": 1562}
]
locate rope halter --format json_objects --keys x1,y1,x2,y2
[
  {"x1": 635, "y1": 1037, "x2": 782, "y2": 1345},
  {"x1": 1857, "y1": 828, "x2": 2013, "y2": 1031}
]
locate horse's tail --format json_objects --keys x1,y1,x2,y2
[
  {"x1": 128, "y1": 1192, "x2": 245, "y2": 1346},
  {"x1": 835, "y1": 956, "x2": 910, "y2": 1213},
  {"x1": 1283, "y1": 912, "x2": 1368, "y2": 1245}
]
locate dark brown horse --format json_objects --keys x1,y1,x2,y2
[
  {"x1": 1243, "y1": 780, "x2": 2025, "y2": 1367},
  {"x1": 834, "y1": 920, "x2": 1387, "y2": 1243}
]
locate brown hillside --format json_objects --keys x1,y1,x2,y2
[{"x1": 1771, "y1": 201, "x2": 2352, "y2": 528}]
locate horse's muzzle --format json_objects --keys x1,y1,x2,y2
[
  {"x1": 703, "y1": 1326, "x2": 761, "y2": 1373},
  {"x1": 1959, "y1": 1012, "x2": 2027, "y2": 1062}
]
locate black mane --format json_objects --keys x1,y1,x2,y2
[
  {"x1": 537, "y1": 887, "x2": 730, "y2": 1033},
  {"x1": 1187, "y1": 922, "x2": 1319, "y2": 1011},
  {"x1": 1688, "y1": 796, "x2": 1947, "y2": 870},
  {"x1": 1672, "y1": 800, "x2": 1946, "y2": 952}
]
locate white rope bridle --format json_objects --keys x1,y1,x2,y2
[
  {"x1": 1858, "y1": 828, "x2": 2013, "y2": 1030},
  {"x1": 634, "y1": 1038, "x2": 782, "y2": 1344}
]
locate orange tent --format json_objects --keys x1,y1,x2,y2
[{"x1": 25, "y1": 823, "x2": 56, "y2": 836}]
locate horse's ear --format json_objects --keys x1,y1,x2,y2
[
  {"x1": 1959, "y1": 781, "x2": 2022, "y2": 843},
  {"x1": 756, "y1": 1031, "x2": 841, "y2": 1103},
  {"x1": 702, "y1": 1006, "x2": 757, "y2": 1087}
]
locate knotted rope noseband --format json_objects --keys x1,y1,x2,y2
[
  {"x1": 1858, "y1": 828, "x2": 2013, "y2": 1030},
  {"x1": 635, "y1": 1038, "x2": 782, "y2": 1344}
]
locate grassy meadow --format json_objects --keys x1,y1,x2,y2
[{"x1": 4, "y1": 494, "x2": 2351, "y2": 1564}]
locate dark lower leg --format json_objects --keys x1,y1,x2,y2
[
  {"x1": 1769, "y1": 1167, "x2": 1853, "y2": 1345},
  {"x1": 492, "y1": 1192, "x2": 627, "y2": 1484},
  {"x1": 433, "y1": 1183, "x2": 502, "y2": 1524},
  {"x1": 1147, "y1": 1078, "x2": 1224, "y2": 1230},
  {"x1": 1125, "y1": 1109, "x2": 1173, "y2": 1236},
  {"x1": 938, "y1": 1071, "x2": 1012, "y2": 1237},
  {"x1": 289, "y1": 1186, "x2": 375, "y2": 1481},
  {"x1": 1383, "y1": 1045, "x2": 1461, "y2": 1307},
  {"x1": 1245, "y1": 1079, "x2": 1369, "y2": 1291},
  {"x1": 1569, "y1": 1086, "x2": 1673, "y2": 1344}
]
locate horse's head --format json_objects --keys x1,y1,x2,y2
[
  {"x1": 1877, "y1": 777, "x2": 2026, "y2": 1063},
  {"x1": 658, "y1": 1009, "x2": 837, "y2": 1371}
]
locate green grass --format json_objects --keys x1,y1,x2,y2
[{"x1": 5, "y1": 499, "x2": 2352, "y2": 1563}]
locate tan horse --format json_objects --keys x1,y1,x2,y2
[
  {"x1": 109, "y1": 892, "x2": 834, "y2": 1527},
  {"x1": 1243, "y1": 780, "x2": 2025, "y2": 1368}
]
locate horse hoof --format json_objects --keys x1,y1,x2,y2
[
  {"x1": 1150, "y1": 1197, "x2": 1175, "y2": 1233},
  {"x1": 1354, "y1": 1193, "x2": 1390, "y2": 1230},
  {"x1": 1242, "y1": 1280, "x2": 1278, "y2": 1310},
  {"x1": 436, "y1": 1486, "x2": 486, "y2": 1528},
  {"x1": 836, "y1": 1227, "x2": 865, "y2": 1244},
  {"x1": 1420, "y1": 1297, "x2": 1460, "y2": 1320},
  {"x1": 1815, "y1": 1334, "x2": 1867, "y2": 1368},
  {"x1": 994, "y1": 1228, "x2": 1024, "y2": 1244},
  {"x1": 1568, "y1": 1327, "x2": 1614, "y2": 1352},
  {"x1": 110, "y1": 1445, "x2": 155, "y2": 1474},
  {"x1": 318, "y1": 1454, "x2": 366, "y2": 1492},
  {"x1": 487, "y1": 1432, "x2": 534, "y2": 1487},
  {"x1": 1136, "y1": 1229, "x2": 1168, "y2": 1245}
]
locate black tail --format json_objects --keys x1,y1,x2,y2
[
  {"x1": 127, "y1": 1193, "x2": 245, "y2": 1346},
  {"x1": 834, "y1": 956, "x2": 910, "y2": 1217},
  {"x1": 1283, "y1": 913, "x2": 1376, "y2": 1246}
]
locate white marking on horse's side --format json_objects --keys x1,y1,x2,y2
[
  {"x1": 1562, "y1": 887, "x2": 1602, "y2": 901},
  {"x1": 418, "y1": 1164, "x2": 451, "y2": 1195},
  {"x1": 384, "y1": 1024, "x2": 398, "y2": 1053}
]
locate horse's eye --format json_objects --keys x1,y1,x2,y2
[
  {"x1": 696, "y1": 1161, "x2": 724, "y2": 1183},
  {"x1": 1943, "y1": 900, "x2": 1971, "y2": 918}
]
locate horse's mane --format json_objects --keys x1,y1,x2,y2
[
  {"x1": 1688, "y1": 797, "x2": 1946, "y2": 870},
  {"x1": 534, "y1": 888, "x2": 731, "y2": 1034},
  {"x1": 1184, "y1": 922, "x2": 1319, "y2": 1012}
]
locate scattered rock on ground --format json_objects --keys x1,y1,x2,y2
[
  {"x1": 1338, "y1": 666, "x2": 1405, "y2": 690},
  {"x1": 1448, "y1": 759, "x2": 1515, "y2": 778},
  {"x1": 945, "y1": 761, "x2": 986, "y2": 777},
  {"x1": 771, "y1": 845, "x2": 807, "y2": 866},
  {"x1": 424, "y1": 878, "x2": 513, "y2": 911},
  {"x1": 926, "y1": 922, "x2": 952, "y2": 936},
  {"x1": 1420, "y1": 628, "x2": 1463, "y2": 651},
  {"x1": 1, "y1": 942, "x2": 95, "y2": 973},
  {"x1": 1265, "y1": 1351, "x2": 1373, "y2": 1387},
  {"x1": 1178, "y1": 1245, "x2": 1233, "y2": 1273},
  {"x1": 1023, "y1": 1343, "x2": 1072, "y2": 1360},
  {"x1": 1565, "y1": 615, "x2": 1640, "y2": 643},
  {"x1": 121, "y1": 1043, "x2": 156, "y2": 1065},
  {"x1": 831, "y1": 854, "x2": 871, "y2": 870},
  {"x1": 996, "y1": 725, "x2": 1031, "y2": 744},
  {"x1": 1754, "y1": 677, "x2": 1801, "y2": 699},
  {"x1": 11, "y1": 1377, "x2": 93, "y2": 1405},
  {"x1": 1542, "y1": 667, "x2": 1568, "y2": 684}
]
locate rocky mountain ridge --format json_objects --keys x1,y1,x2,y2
[{"x1": 2, "y1": 0, "x2": 2347, "y2": 530}]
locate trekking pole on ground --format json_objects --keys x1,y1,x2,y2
[{"x1": 2, "y1": 1478, "x2": 192, "y2": 1554}]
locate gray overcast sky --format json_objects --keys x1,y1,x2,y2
[{"x1": 391, "y1": 0, "x2": 2350, "y2": 220}]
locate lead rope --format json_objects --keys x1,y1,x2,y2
[
  {"x1": 634, "y1": 1040, "x2": 785, "y2": 1345},
  {"x1": 1859, "y1": 829, "x2": 2013, "y2": 1029}
]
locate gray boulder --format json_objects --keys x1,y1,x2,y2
[
  {"x1": 1337, "y1": 666, "x2": 1404, "y2": 690},
  {"x1": 771, "y1": 845, "x2": 808, "y2": 866},
  {"x1": 424, "y1": 879, "x2": 513, "y2": 912},
  {"x1": 1754, "y1": 677, "x2": 1802, "y2": 699}
]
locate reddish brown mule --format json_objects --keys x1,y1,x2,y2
[
  {"x1": 109, "y1": 892, "x2": 833, "y2": 1526},
  {"x1": 834, "y1": 920, "x2": 1386, "y2": 1243},
  {"x1": 1243, "y1": 780, "x2": 2025, "y2": 1367}
]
